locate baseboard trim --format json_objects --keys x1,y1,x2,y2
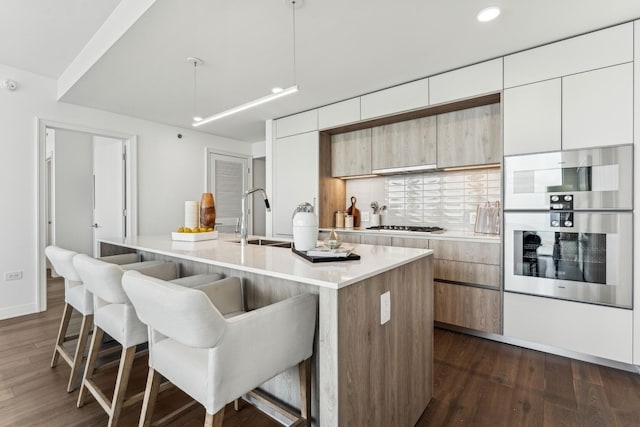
[
  {"x1": 435, "y1": 322, "x2": 640, "y2": 374},
  {"x1": 0, "y1": 303, "x2": 39, "y2": 321}
]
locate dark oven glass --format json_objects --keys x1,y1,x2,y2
[{"x1": 515, "y1": 230, "x2": 606, "y2": 284}]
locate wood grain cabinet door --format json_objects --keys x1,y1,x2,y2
[
  {"x1": 331, "y1": 129, "x2": 371, "y2": 177},
  {"x1": 371, "y1": 116, "x2": 437, "y2": 170},
  {"x1": 436, "y1": 103, "x2": 501, "y2": 168}
]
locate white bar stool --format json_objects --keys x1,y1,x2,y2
[
  {"x1": 122, "y1": 270, "x2": 318, "y2": 427},
  {"x1": 73, "y1": 253, "x2": 223, "y2": 427},
  {"x1": 45, "y1": 245, "x2": 141, "y2": 392}
]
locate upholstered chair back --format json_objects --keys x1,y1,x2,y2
[
  {"x1": 45, "y1": 245, "x2": 82, "y2": 284},
  {"x1": 122, "y1": 270, "x2": 229, "y2": 348}
]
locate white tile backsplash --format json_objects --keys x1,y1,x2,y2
[{"x1": 345, "y1": 167, "x2": 501, "y2": 231}]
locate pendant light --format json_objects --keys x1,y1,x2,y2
[
  {"x1": 193, "y1": 0, "x2": 301, "y2": 127},
  {"x1": 186, "y1": 57, "x2": 204, "y2": 122}
]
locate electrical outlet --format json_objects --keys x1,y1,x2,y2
[
  {"x1": 380, "y1": 291, "x2": 390, "y2": 325},
  {"x1": 362, "y1": 211, "x2": 370, "y2": 222},
  {"x1": 4, "y1": 270, "x2": 22, "y2": 281}
]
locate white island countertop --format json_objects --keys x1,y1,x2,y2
[{"x1": 100, "y1": 234, "x2": 432, "y2": 290}]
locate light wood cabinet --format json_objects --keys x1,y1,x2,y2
[
  {"x1": 429, "y1": 239, "x2": 500, "y2": 266},
  {"x1": 331, "y1": 129, "x2": 371, "y2": 177},
  {"x1": 436, "y1": 104, "x2": 501, "y2": 168},
  {"x1": 272, "y1": 131, "x2": 319, "y2": 236},
  {"x1": 434, "y1": 260, "x2": 500, "y2": 289},
  {"x1": 390, "y1": 236, "x2": 502, "y2": 333},
  {"x1": 370, "y1": 117, "x2": 436, "y2": 171},
  {"x1": 562, "y1": 63, "x2": 633, "y2": 150},
  {"x1": 360, "y1": 235, "x2": 391, "y2": 246},
  {"x1": 435, "y1": 282, "x2": 501, "y2": 334},
  {"x1": 503, "y1": 79, "x2": 562, "y2": 155}
]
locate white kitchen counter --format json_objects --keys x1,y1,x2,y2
[
  {"x1": 321, "y1": 227, "x2": 501, "y2": 243},
  {"x1": 99, "y1": 234, "x2": 432, "y2": 290}
]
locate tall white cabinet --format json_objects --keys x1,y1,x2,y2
[{"x1": 271, "y1": 110, "x2": 320, "y2": 237}]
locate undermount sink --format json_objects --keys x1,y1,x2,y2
[{"x1": 231, "y1": 238, "x2": 293, "y2": 248}]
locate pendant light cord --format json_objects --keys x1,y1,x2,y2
[
  {"x1": 292, "y1": 0, "x2": 297, "y2": 85},
  {"x1": 192, "y1": 60, "x2": 198, "y2": 119}
]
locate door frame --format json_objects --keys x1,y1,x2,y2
[
  {"x1": 205, "y1": 147, "x2": 252, "y2": 233},
  {"x1": 36, "y1": 118, "x2": 138, "y2": 312}
]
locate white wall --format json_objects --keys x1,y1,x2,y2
[
  {"x1": 0, "y1": 62, "x2": 252, "y2": 319},
  {"x1": 53, "y1": 129, "x2": 93, "y2": 255}
]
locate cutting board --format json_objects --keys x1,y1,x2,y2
[{"x1": 347, "y1": 196, "x2": 361, "y2": 227}]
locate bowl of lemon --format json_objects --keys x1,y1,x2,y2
[{"x1": 171, "y1": 226, "x2": 218, "y2": 241}]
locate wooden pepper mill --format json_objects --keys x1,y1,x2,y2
[{"x1": 346, "y1": 196, "x2": 361, "y2": 227}]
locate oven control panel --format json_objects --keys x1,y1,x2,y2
[
  {"x1": 549, "y1": 194, "x2": 574, "y2": 211},
  {"x1": 550, "y1": 194, "x2": 573, "y2": 227},
  {"x1": 550, "y1": 212, "x2": 573, "y2": 227}
]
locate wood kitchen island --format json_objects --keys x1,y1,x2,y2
[{"x1": 100, "y1": 235, "x2": 434, "y2": 427}]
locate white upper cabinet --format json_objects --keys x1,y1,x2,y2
[
  {"x1": 503, "y1": 79, "x2": 562, "y2": 155},
  {"x1": 318, "y1": 98, "x2": 361, "y2": 129},
  {"x1": 275, "y1": 109, "x2": 318, "y2": 138},
  {"x1": 360, "y1": 78, "x2": 429, "y2": 120},
  {"x1": 272, "y1": 131, "x2": 319, "y2": 236},
  {"x1": 562, "y1": 63, "x2": 633, "y2": 150},
  {"x1": 504, "y1": 22, "x2": 633, "y2": 88},
  {"x1": 429, "y1": 59, "x2": 503, "y2": 105}
]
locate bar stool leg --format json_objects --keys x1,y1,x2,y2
[
  {"x1": 77, "y1": 327, "x2": 104, "y2": 408},
  {"x1": 299, "y1": 358, "x2": 311, "y2": 424},
  {"x1": 138, "y1": 368, "x2": 161, "y2": 427},
  {"x1": 108, "y1": 345, "x2": 137, "y2": 427},
  {"x1": 205, "y1": 408, "x2": 225, "y2": 427},
  {"x1": 51, "y1": 303, "x2": 73, "y2": 368},
  {"x1": 67, "y1": 313, "x2": 93, "y2": 392}
]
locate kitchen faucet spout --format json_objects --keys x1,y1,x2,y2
[{"x1": 240, "y1": 188, "x2": 271, "y2": 245}]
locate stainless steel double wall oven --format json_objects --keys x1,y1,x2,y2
[{"x1": 504, "y1": 144, "x2": 633, "y2": 308}]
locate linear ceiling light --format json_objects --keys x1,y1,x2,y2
[
  {"x1": 193, "y1": 0, "x2": 301, "y2": 127},
  {"x1": 192, "y1": 85, "x2": 299, "y2": 127}
]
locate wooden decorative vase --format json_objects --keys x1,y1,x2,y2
[{"x1": 200, "y1": 192, "x2": 216, "y2": 228}]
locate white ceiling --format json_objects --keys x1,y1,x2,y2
[
  {"x1": 0, "y1": 0, "x2": 122, "y2": 78},
  {"x1": 4, "y1": 0, "x2": 640, "y2": 142}
]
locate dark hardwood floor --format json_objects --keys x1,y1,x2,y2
[{"x1": 1, "y1": 277, "x2": 639, "y2": 426}]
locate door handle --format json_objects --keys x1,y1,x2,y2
[{"x1": 92, "y1": 223, "x2": 100, "y2": 228}]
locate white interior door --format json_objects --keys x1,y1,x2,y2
[
  {"x1": 208, "y1": 152, "x2": 248, "y2": 234},
  {"x1": 93, "y1": 137, "x2": 124, "y2": 255}
]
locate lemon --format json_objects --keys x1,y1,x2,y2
[
  {"x1": 177, "y1": 227, "x2": 184, "y2": 233},
  {"x1": 183, "y1": 227, "x2": 192, "y2": 233},
  {"x1": 207, "y1": 227, "x2": 214, "y2": 232}
]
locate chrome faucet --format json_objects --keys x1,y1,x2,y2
[{"x1": 240, "y1": 187, "x2": 271, "y2": 245}]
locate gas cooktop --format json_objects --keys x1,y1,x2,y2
[{"x1": 366, "y1": 225, "x2": 445, "y2": 233}]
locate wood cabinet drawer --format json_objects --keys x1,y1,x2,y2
[
  {"x1": 360, "y1": 235, "x2": 391, "y2": 246},
  {"x1": 390, "y1": 237, "x2": 430, "y2": 249},
  {"x1": 434, "y1": 259, "x2": 500, "y2": 289},
  {"x1": 434, "y1": 281, "x2": 501, "y2": 334},
  {"x1": 430, "y1": 240, "x2": 500, "y2": 265}
]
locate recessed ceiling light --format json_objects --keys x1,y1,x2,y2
[
  {"x1": 477, "y1": 6, "x2": 501, "y2": 22},
  {"x1": 193, "y1": 116, "x2": 203, "y2": 122},
  {"x1": 272, "y1": 87, "x2": 284, "y2": 94}
]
